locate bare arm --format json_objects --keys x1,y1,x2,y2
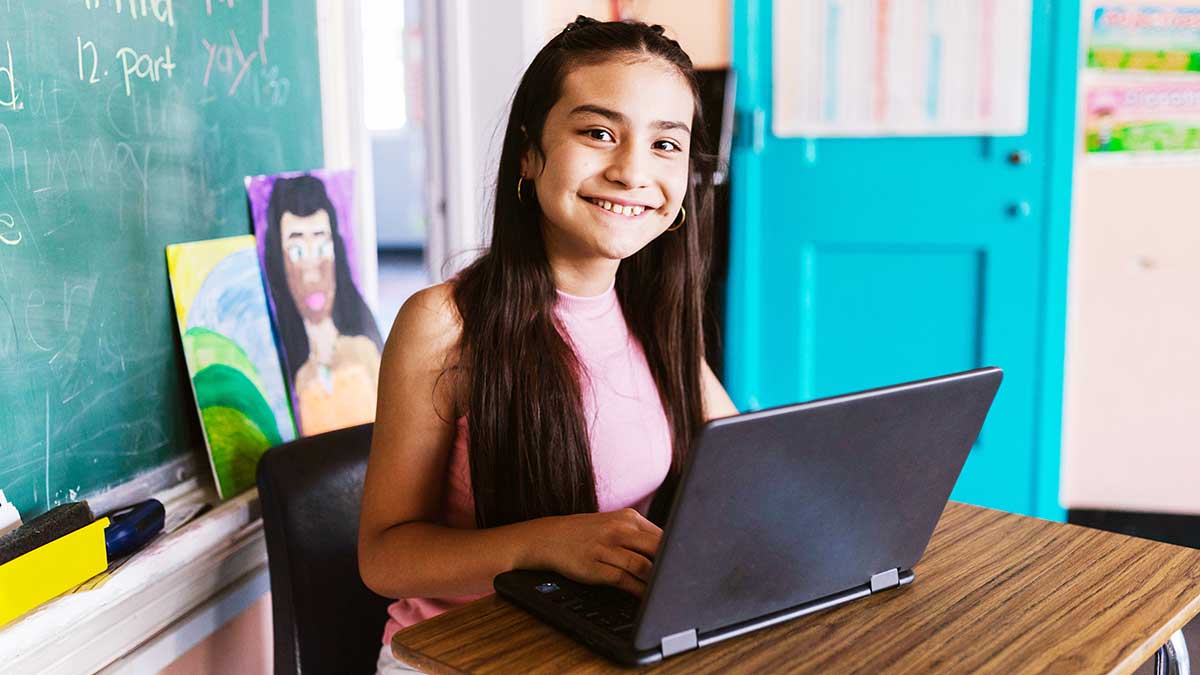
[
  {"x1": 701, "y1": 359, "x2": 739, "y2": 421},
  {"x1": 358, "y1": 284, "x2": 661, "y2": 599}
]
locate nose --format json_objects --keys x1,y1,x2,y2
[{"x1": 604, "y1": 142, "x2": 651, "y2": 189}]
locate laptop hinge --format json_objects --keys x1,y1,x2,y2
[
  {"x1": 660, "y1": 628, "x2": 698, "y2": 657},
  {"x1": 869, "y1": 568, "x2": 901, "y2": 593}
]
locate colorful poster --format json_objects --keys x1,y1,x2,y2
[
  {"x1": 1089, "y1": 6, "x2": 1200, "y2": 73},
  {"x1": 773, "y1": 0, "x2": 1032, "y2": 137},
  {"x1": 166, "y1": 235, "x2": 297, "y2": 499},
  {"x1": 1084, "y1": 80, "x2": 1200, "y2": 154},
  {"x1": 245, "y1": 170, "x2": 383, "y2": 438}
]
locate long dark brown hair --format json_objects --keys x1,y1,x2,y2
[{"x1": 452, "y1": 17, "x2": 715, "y2": 529}]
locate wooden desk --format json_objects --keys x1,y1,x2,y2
[{"x1": 393, "y1": 503, "x2": 1200, "y2": 673}]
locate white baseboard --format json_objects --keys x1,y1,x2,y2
[{"x1": 100, "y1": 565, "x2": 270, "y2": 674}]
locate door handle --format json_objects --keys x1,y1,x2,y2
[
  {"x1": 1008, "y1": 150, "x2": 1031, "y2": 166},
  {"x1": 1006, "y1": 201, "x2": 1031, "y2": 218}
]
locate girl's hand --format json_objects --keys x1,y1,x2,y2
[{"x1": 523, "y1": 508, "x2": 662, "y2": 597}]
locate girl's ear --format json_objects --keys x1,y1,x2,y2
[
  {"x1": 518, "y1": 124, "x2": 545, "y2": 178},
  {"x1": 518, "y1": 147, "x2": 537, "y2": 178},
  {"x1": 520, "y1": 145, "x2": 541, "y2": 179}
]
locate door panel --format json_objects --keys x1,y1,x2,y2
[{"x1": 727, "y1": 0, "x2": 1077, "y2": 517}]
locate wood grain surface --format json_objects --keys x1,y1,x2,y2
[{"x1": 392, "y1": 502, "x2": 1200, "y2": 674}]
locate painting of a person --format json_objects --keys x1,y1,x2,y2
[{"x1": 260, "y1": 173, "x2": 383, "y2": 436}]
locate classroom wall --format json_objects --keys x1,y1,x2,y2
[
  {"x1": 542, "y1": 0, "x2": 730, "y2": 68},
  {"x1": 159, "y1": 596, "x2": 273, "y2": 675},
  {"x1": 1060, "y1": 0, "x2": 1200, "y2": 514}
]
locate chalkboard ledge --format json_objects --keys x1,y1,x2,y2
[{"x1": 0, "y1": 484, "x2": 266, "y2": 673}]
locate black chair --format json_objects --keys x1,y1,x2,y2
[{"x1": 257, "y1": 423, "x2": 392, "y2": 675}]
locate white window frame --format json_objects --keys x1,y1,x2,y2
[{"x1": 316, "y1": 0, "x2": 549, "y2": 288}]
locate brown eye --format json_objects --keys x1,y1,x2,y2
[
  {"x1": 584, "y1": 129, "x2": 614, "y2": 142},
  {"x1": 654, "y1": 139, "x2": 682, "y2": 152}
]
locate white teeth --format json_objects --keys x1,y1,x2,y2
[{"x1": 589, "y1": 197, "x2": 645, "y2": 216}]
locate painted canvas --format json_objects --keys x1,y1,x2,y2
[
  {"x1": 246, "y1": 169, "x2": 383, "y2": 437},
  {"x1": 167, "y1": 235, "x2": 297, "y2": 499}
]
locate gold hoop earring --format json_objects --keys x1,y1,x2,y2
[
  {"x1": 666, "y1": 206, "x2": 686, "y2": 232},
  {"x1": 517, "y1": 176, "x2": 526, "y2": 204}
]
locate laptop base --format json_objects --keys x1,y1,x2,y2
[{"x1": 495, "y1": 568, "x2": 916, "y2": 665}]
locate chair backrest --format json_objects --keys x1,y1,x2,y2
[{"x1": 257, "y1": 423, "x2": 392, "y2": 675}]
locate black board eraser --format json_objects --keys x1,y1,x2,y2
[{"x1": 0, "y1": 501, "x2": 95, "y2": 566}]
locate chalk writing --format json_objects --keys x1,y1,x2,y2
[
  {"x1": 77, "y1": 37, "x2": 101, "y2": 85},
  {"x1": 256, "y1": 64, "x2": 290, "y2": 107},
  {"x1": 202, "y1": 32, "x2": 257, "y2": 96},
  {"x1": 25, "y1": 290, "x2": 52, "y2": 352},
  {"x1": 116, "y1": 45, "x2": 176, "y2": 97},
  {"x1": 0, "y1": 294, "x2": 16, "y2": 358},
  {"x1": 83, "y1": 0, "x2": 175, "y2": 28},
  {"x1": 0, "y1": 212, "x2": 18, "y2": 245},
  {"x1": 75, "y1": 35, "x2": 177, "y2": 98},
  {"x1": 206, "y1": 0, "x2": 270, "y2": 64},
  {"x1": 0, "y1": 123, "x2": 30, "y2": 190},
  {"x1": 0, "y1": 41, "x2": 20, "y2": 112}
]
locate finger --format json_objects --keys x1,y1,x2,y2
[
  {"x1": 596, "y1": 561, "x2": 647, "y2": 597},
  {"x1": 616, "y1": 528, "x2": 662, "y2": 559},
  {"x1": 623, "y1": 508, "x2": 663, "y2": 535},
  {"x1": 599, "y1": 546, "x2": 654, "y2": 583}
]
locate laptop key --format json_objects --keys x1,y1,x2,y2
[{"x1": 612, "y1": 624, "x2": 635, "y2": 638}]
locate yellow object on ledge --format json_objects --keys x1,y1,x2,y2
[{"x1": 0, "y1": 517, "x2": 109, "y2": 626}]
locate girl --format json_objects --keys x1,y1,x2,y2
[{"x1": 359, "y1": 16, "x2": 738, "y2": 672}]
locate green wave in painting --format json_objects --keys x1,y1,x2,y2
[
  {"x1": 193, "y1": 363, "x2": 283, "y2": 447},
  {"x1": 183, "y1": 326, "x2": 269, "y2": 395},
  {"x1": 200, "y1": 406, "x2": 272, "y2": 498}
]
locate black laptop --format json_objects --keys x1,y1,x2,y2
[{"x1": 494, "y1": 367, "x2": 1003, "y2": 665}]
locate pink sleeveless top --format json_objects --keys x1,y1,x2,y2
[{"x1": 381, "y1": 284, "x2": 674, "y2": 646}]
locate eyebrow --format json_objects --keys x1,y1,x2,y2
[
  {"x1": 569, "y1": 104, "x2": 691, "y2": 134},
  {"x1": 285, "y1": 227, "x2": 330, "y2": 238}
]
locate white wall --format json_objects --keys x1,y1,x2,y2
[{"x1": 426, "y1": 0, "x2": 546, "y2": 280}]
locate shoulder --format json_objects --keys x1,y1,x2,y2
[
  {"x1": 294, "y1": 359, "x2": 317, "y2": 386},
  {"x1": 386, "y1": 282, "x2": 462, "y2": 355},
  {"x1": 379, "y1": 282, "x2": 464, "y2": 395},
  {"x1": 377, "y1": 281, "x2": 465, "y2": 417}
]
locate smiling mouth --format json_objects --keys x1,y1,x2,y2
[{"x1": 583, "y1": 196, "x2": 654, "y2": 218}]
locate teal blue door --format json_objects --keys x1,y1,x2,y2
[{"x1": 724, "y1": 0, "x2": 1079, "y2": 518}]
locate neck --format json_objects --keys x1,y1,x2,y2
[
  {"x1": 304, "y1": 317, "x2": 338, "y2": 364},
  {"x1": 549, "y1": 260, "x2": 619, "y2": 297},
  {"x1": 541, "y1": 228, "x2": 620, "y2": 297}
]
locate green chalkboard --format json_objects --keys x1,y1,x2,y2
[{"x1": 0, "y1": 0, "x2": 322, "y2": 517}]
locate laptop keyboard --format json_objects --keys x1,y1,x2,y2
[{"x1": 534, "y1": 580, "x2": 641, "y2": 639}]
